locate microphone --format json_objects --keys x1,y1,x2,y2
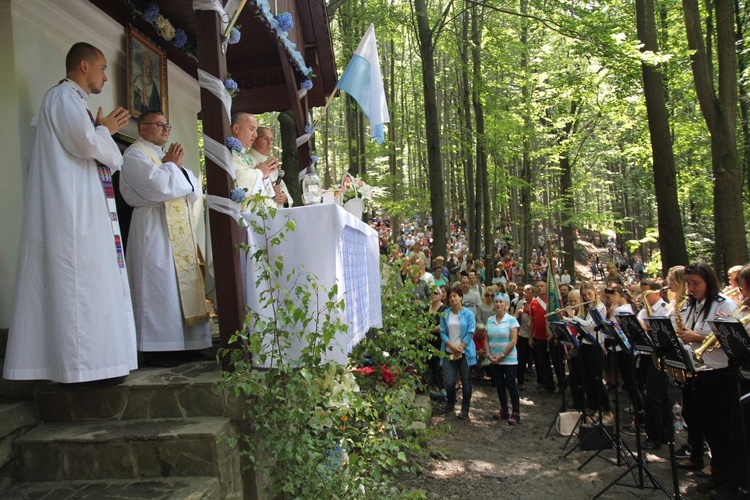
[{"x1": 274, "y1": 169, "x2": 285, "y2": 186}]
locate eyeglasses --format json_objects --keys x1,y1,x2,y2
[
  {"x1": 143, "y1": 122, "x2": 172, "y2": 131},
  {"x1": 484, "y1": 293, "x2": 493, "y2": 297}
]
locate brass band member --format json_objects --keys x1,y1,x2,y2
[
  {"x1": 562, "y1": 281, "x2": 614, "y2": 424},
  {"x1": 637, "y1": 281, "x2": 672, "y2": 449},
  {"x1": 679, "y1": 263, "x2": 738, "y2": 497}
]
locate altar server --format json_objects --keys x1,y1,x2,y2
[
  {"x1": 121, "y1": 111, "x2": 211, "y2": 366},
  {"x1": 4, "y1": 42, "x2": 136, "y2": 384}
]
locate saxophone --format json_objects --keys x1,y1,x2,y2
[{"x1": 668, "y1": 295, "x2": 692, "y2": 384}]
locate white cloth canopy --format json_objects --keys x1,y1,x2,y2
[{"x1": 3, "y1": 80, "x2": 137, "y2": 383}]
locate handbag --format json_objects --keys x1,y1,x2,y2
[{"x1": 555, "y1": 411, "x2": 581, "y2": 436}]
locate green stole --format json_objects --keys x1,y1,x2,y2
[{"x1": 132, "y1": 140, "x2": 209, "y2": 326}]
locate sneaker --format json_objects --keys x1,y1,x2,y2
[
  {"x1": 429, "y1": 390, "x2": 447, "y2": 401},
  {"x1": 456, "y1": 410, "x2": 469, "y2": 419},
  {"x1": 508, "y1": 412, "x2": 520, "y2": 425},
  {"x1": 493, "y1": 409, "x2": 510, "y2": 420},
  {"x1": 674, "y1": 444, "x2": 691, "y2": 459}
]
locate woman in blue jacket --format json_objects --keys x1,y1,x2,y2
[{"x1": 438, "y1": 286, "x2": 477, "y2": 419}]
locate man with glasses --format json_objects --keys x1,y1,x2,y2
[{"x1": 120, "y1": 111, "x2": 211, "y2": 367}]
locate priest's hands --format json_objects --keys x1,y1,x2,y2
[
  {"x1": 97, "y1": 106, "x2": 130, "y2": 135},
  {"x1": 162, "y1": 142, "x2": 184, "y2": 167},
  {"x1": 257, "y1": 157, "x2": 279, "y2": 179},
  {"x1": 273, "y1": 184, "x2": 288, "y2": 204}
]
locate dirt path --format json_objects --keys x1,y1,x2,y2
[{"x1": 400, "y1": 382, "x2": 702, "y2": 499}]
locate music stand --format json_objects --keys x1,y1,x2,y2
[
  {"x1": 546, "y1": 321, "x2": 579, "y2": 439},
  {"x1": 561, "y1": 320, "x2": 604, "y2": 456},
  {"x1": 709, "y1": 317, "x2": 750, "y2": 494},
  {"x1": 577, "y1": 308, "x2": 631, "y2": 471},
  {"x1": 589, "y1": 313, "x2": 671, "y2": 499}
]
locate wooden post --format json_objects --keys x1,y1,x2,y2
[
  {"x1": 195, "y1": 9, "x2": 245, "y2": 371},
  {"x1": 278, "y1": 45, "x2": 311, "y2": 171}
]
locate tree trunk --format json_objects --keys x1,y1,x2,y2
[
  {"x1": 519, "y1": 0, "x2": 533, "y2": 275},
  {"x1": 470, "y1": 6, "x2": 491, "y2": 279},
  {"x1": 414, "y1": 0, "x2": 448, "y2": 257},
  {"x1": 458, "y1": 11, "x2": 476, "y2": 255},
  {"x1": 683, "y1": 0, "x2": 748, "y2": 274},
  {"x1": 636, "y1": 0, "x2": 690, "y2": 273}
]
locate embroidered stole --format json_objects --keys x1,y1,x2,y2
[
  {"x1": 132, "y1": 140, "x2": 210, "y2": 326},
  {"x1": 85, "y1": 108, "x2": 125, "y2": 269}
]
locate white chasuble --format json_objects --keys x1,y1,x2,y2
[
  {"x1": 4, "y1": 80, "x2": 137, "y2": 383},
  {"x1": 121, "y1": 138, "x2": 211, "y2": 352}
]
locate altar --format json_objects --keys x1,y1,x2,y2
[{"x1": 242, "y1": 203, "x2": 382, "y2": 367}]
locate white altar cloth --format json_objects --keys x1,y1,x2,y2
[{"x1": 243, "y1": 203, "x2": 382, "y2": 367}]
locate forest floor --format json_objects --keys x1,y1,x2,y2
[{"x1": 398, "y1": 380, "x2": 704, "y2": 499}]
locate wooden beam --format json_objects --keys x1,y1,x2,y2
[
  {"x1": 195, "y1": 9, "x2": 245, "y2": 371},
  {"x1": 278, "y1": 42, "x2": 311, "y2": 170}
]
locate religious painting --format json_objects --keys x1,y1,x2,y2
[{"x1": 126, "y1": 26, "x2": 168, "y2": 120}]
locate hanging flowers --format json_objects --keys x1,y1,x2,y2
[
  {"x1": 304, "y1": 124, "x2": 314, "y2": 135},
  {"x1": 224, "y1": 76, "x2": 239, "y2": 98},
  {"x1": 226, "y1": 136, "x2": 243, "y2": 153},
  {"x1": 127, "y1": 0, "x2": 198, "y2": 60},
  {"x1": 154, "y1": 15, "x2": 175, "y2": 41},
  {"x1": 173, "y1": 28, "x2": 188, "y2": 49},
  {"x1": 228, "y1": 26, "x2": 242, "y2": 45},
  {"x1": 230, "y1": 188, "x2": 247, "y2": 203},
  {"x1": 275, "y1": 12, "x2": 293, "y2": 32},
  {"x1": 142, "y1": 3, "x2": 159, "y2": 23},
  {"x1": 300, "y1": 79, "x2": 313, "y2": 91}
]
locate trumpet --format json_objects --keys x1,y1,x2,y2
[
  {"x1": 694, "y1": 305, "x2": 750, "y2": 363},
  {"x1": 723, "y1": 286, "x2": 741, "y2": 298},
  {"x1": 544, "y1": 300, "x2": 594, "y2": 317}
]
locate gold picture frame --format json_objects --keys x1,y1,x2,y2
[{"x1": 126, "y1": 25, "x2": 168, "y2": 120}]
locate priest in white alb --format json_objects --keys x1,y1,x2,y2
[
  {"x1": 247, "y1": 126, "x2": 292, "y2": 209},
  {"x1": 229, "y1": 112, "x2": 278, "y2": 205},
  {"x1": 4, "y1": 42, "x2": 136, "y2": 385},
  {"x1": 121, "y1": 110, "x2": 211, "y2": 367}
]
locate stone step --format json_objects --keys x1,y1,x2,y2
[
  {"x1": 14, "y1": 417, "x2": 241, "y2": 495},
  {"x1": 1, "y1": 476, "x2": 221, "y2": 499},
  {"x1": 34, "y1": 362, "x2": 237, "y2": 422},
  {"x1": 0, "y1": 402, "x2": 37, "y2": 439}
]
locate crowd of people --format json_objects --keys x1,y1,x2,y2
[{"x1": 380, "y1": 216, "x2": 750, "y2": 499}]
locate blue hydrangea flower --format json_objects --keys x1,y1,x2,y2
[
  {"x1": 226, "y1": 136, "x2": 243, "y2": 153},
  {"x1": 142, "y1": 3, "x2": 160, "y2": 23},
  {"x1": 224, "y1": 78, "x2": 238, "y2": 91},
  {"x1": 304, "y1": 124, "x2": 314, "y2": 135},
  {"x1": 228, "y1": 27, "x2": 241, "y2": 44},
  {"x1": 173, "y1": 29, "x2": 188, "y2": 49},
  {"x1": 276, "y1": 12, "x2": 293, "y2": 32},
  {"x1": 230, "y1": 188, "x2": 246, "y2": 203},
  {"x1": 300, "y1": 79, "x2": 313, "y2": 90},
  {"x1": 311, "y1": 155, "x2": 318, "y2": 164}
]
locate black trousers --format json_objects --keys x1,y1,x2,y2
[
  {"x1": 642, "y1": 355, "x2": 671, "y2": 443},
  {"x1": 580, "y1": 343, "x2": 611, "y2": 412},
  {"x1": 694, "y1": 369, "x2": 742, "y2": 487},
  {"x1": 533, "y1": 338, "x2": 554, "y2": 390},
  {"x1": 516, "y1": 337, "x2": 531, "y2": 385}
]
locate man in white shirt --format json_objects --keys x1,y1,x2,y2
[
  {"x1": 560, "y1": 269, "x2": 572, "y2": 285},
  {"x1": 121, "y1": 111, "x2": 211, "y2": 367},
  {"x1": 230, "y1": 112, "x2": 278, "y2": 205},
  {"x1": 3, "y1": 42, "x2": 136, "y2": 385},
  {"x1": 246, "y1": 127, "x2": 292, "y2": 209}
]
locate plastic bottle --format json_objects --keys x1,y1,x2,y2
[{"x1": 673, "y1": 401, "x2": 684, "y2": 433}]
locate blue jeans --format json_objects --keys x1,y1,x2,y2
[{"x1": 443, "y1": 356, "x2": 472, "y2": 413}]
